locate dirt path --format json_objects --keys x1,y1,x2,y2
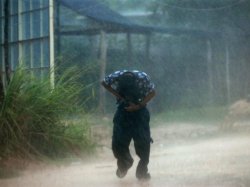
[{"x1": 1, "y1": 123, "x2": 250, "y2": 187}]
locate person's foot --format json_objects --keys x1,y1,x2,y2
[
  {"x1": 116, "y1": 168, "x2": 128, "y2": 178},
  {"x1": 136, "y1": 172, "x2": 151, "y2": 180}
]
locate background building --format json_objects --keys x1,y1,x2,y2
[
  {"x1": 0, "y1": 0, "x2": 162, "y2": 88},
  {"x1": 0, "y1": 0, "x2": 169, "y2": 111},
  {"x1": 0, "y1": 0, "x2": 54, "y2": 87},
  {"x1": 2, "y1": 0, "x2": 248, "y2": 111}
]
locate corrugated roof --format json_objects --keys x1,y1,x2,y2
[
  {"x1": 59, "y1": 0, "x2": 147, "y2": 32},
  {"x1": 59, "y1": 0, "x2": 220, "y2": 37}
]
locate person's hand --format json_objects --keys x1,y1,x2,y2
[{"x1": 125, "y1": 102, "x2": 140, "y2": 112}]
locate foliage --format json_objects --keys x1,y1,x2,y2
[{"x1": 0, "y1": 67, "x2": 93, "y2": 160}]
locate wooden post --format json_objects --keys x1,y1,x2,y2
[
  {"x1": 225, "y1": 42, "x2": 231, "y2": 104},
  {"x1": 89, "y1": 36, "x2": 97, "y2": 59},
  {"x1": 206, "y1": 39, "x2": 214, "y2": 105},
  {"x1": 99, "y1": 30, "x2": 107, "y2": 114},
  {"x1": 127, "y1": 32, "x2": 132, "y2": 66},
  {"x1": 49, "y1": 0, "x2": 55, "y2": 89},
  {"x1": 145, "y1": 34, "x2": 151, "y2": 63}
]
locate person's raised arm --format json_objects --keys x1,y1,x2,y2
[{"x1": 101, "y1": 80, "x2": 124, "y2": 101}]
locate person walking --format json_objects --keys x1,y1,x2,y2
[{"x1": 101, "y1": 70, "x2": 155, "y2": 180}]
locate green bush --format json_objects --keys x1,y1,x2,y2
[{"x1": 0, "y1": 67, "x2": 93, "y2": 159}]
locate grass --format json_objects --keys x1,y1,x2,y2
[{"x1": 0, "y1": 66, "x2": 94, "y2": 160}]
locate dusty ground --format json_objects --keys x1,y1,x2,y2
[{"x1": 0, "y1": 122, "x2": 250, "y2": 187}]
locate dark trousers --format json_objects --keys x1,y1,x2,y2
[{"x1": 112, "y1": 104, "x2": 151, "y2": 178}]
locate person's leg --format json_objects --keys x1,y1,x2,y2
[
  {"x1": 134, "y1": 138, "x2": 150, "y2": 179},
  {"x1": 112, "y1": 109, "x2": 134, "y2": 177},
  {"x1": 133, "y1": 108, "x2": 151, "y2": 179}
]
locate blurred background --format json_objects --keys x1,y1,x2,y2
[
  {"x1": 1, "y1": 0, "x2": 250, "y2": 166},
  {"x1": 58, "y1": 0, "x2": 250, "y2": 115}
]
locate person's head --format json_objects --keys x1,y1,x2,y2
[
  {"x1": 118, "y1": 71, "x2": 136, "y2": 91},
  {"x1": 118, "y1": 71, "x2": 138, "y2": 101}
]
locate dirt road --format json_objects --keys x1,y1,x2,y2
[{"x1": 1, "y1": 123, "x2": 250, "y2": 187}]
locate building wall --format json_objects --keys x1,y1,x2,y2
[{"x1": 0, "y1": 0, "x2": 51, "y2": 81}]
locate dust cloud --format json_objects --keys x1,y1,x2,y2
[{"x1": 1, "y1": 121, "x2": 250, "y2": 187}]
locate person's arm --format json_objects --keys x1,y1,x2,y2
[
  {"x1": 125, "y1": 90, "x2": 156, "y2": 112},
  {"x1": 139, "y1": 90, "x2": 156, "y2": 107},
  {"x1": 101, "y1": 80, "x2": 124, "y2": 101}
]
